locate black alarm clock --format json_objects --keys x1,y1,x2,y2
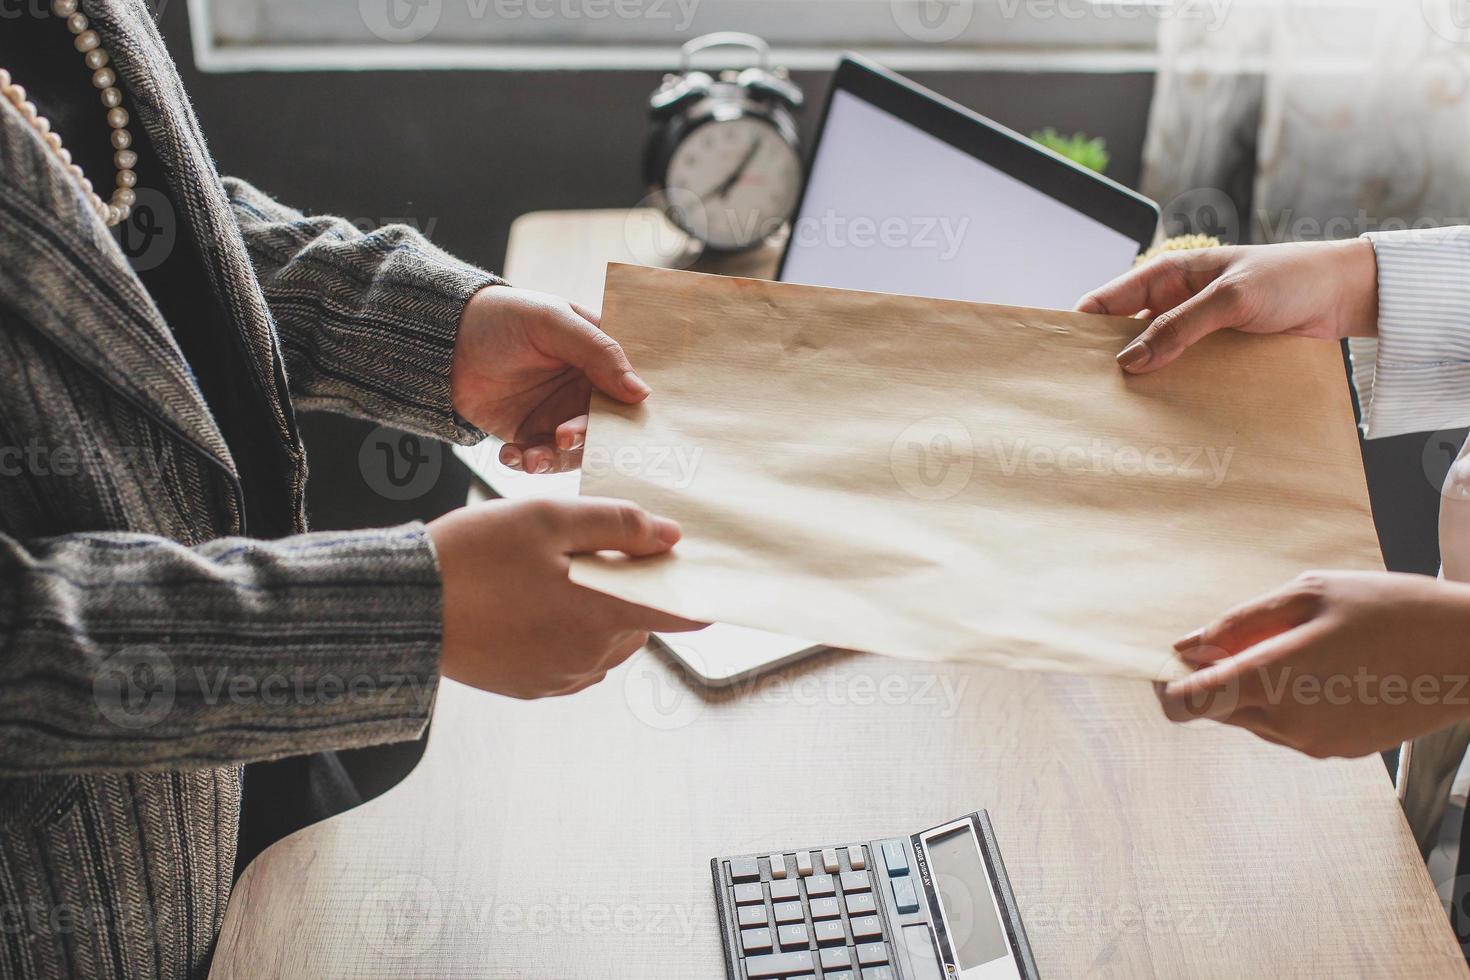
[{"x1": 643, "y1": 32, "x2": 804, "y2": 254}]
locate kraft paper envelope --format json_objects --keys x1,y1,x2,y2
[{"x1": 569, "y1": 263, "x2": 1384, "y2": 681}]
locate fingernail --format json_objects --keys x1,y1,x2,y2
[
  {"x1": 1116, "y1": 340, "x2": 1151, "y2": 371},
  {"x1": 622, "y1": 371, "x2": 651, "y2": 398},
  {"x1": 1173, "y1": 628, "x2": 1205, "y2": 653},
  {"x1": 568, "y1": 433, "x2": 585, "y2": 451},
  {"x1": 534, "y1": 458, "x2": 552, "y2": 475},
  {"x1": 655, "y1": 518, "x2": 681, "y2": 545},
  {"x1": 500, "y1": 446, "x2": 522, "y2": 469}
]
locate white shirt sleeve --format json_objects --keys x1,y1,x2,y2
[{"x1": 1351, "y1": 227, "x2": 1470, "y2": 439}]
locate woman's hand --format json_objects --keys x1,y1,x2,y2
[
  {"x1": 1076, "y1": 239, "x2": 1380, "y2": 373},
  {"x1": 428, "y1": 497, "x2": 706, "y2": 699},
  {"x1": 1158, "y1": 571, "x2": 1470, "y2": 758},
  {"x1": 450, "y1": 286, "x2": 643, "y2": 475}
]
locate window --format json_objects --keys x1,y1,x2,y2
[{"x1": 189, "y1": 0, "x2": 1176, "y2": 71}]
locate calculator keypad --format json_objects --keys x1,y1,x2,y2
[{"x1": 723, "y1": 845, "x2": 893, "y2": 979}]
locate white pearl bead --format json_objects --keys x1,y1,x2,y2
[
  {"x1": 101, "y1": 86, "x2": 122, "y2": 108},
  {"x1": 114, "y1": 187, "x2": 136, "y2": 207},
  {"x1": 106, "y1": 205, "x2": 122, "y2": 226},
  {"x1": 106, "y1": 107, "x2": 128, "y2": 129},
  {"x1": 116, "y1": 169, "x2": 136, "y2": 188},
  {"x1": 0, "y1": 69, "x2": 11, "y2": 89},
  {"x1": 45, "y1": 131, "x2": 63, "y2": 151},
  {"x1": 92, "y1": 67, "x2": 115, "y2": 89},
  {"x1": 34, "y1": 115, "x2": 50, "y2": 134},
  {"x1": 52, "y1": 0, "x2": 78, "y2": 16},
  {"x1": 56, "y1": 146, "x2": 71, "y2": 165},
  {"x1": 85, "y1": 48, "x2": 109, "y2": 71},
  {"x1": 115, "y1": 204, "x2": 131, "y2": 223},
  {"x1": 67, "y1": 13, "x2": 88, "y2": 34},
  {"x1": 19, "y1": 100, "x2": 38, "y2": 122},
  {"x1": 6, "y1": 83, "x2": 26, "y2": 105},
  {"x1": 110, "y1": 128, "x2": 131, "y2": 149},
  {"x1": 78, "y1": 176, "x2": 93, "y2": 196},
  {"x1": 114, "y1": 149, "x2": 137, "y2": 169},
  {"x1": 75, "y1": 30, "x2": 100, "y2": 53}
]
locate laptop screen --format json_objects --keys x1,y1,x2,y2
[{"x1": 780, "y1": 89, "x2": 1143, "y2": 309}]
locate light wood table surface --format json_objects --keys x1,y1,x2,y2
[{"x1": 209, "y1": 210, "x2": 1469, "y2": 979}]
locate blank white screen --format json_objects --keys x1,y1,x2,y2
[{"x1": 781, "y1": 90, "x2": 1144, "y2": 309}]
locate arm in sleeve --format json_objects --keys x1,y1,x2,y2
[
  {"x1": 222, "y1": 176, "x2": 502, "y2": 444},
  {"x1": 0, "y1": 523, "x2": 444, "y2": 775},
  {"x1": 1351, "y1": 226, "x2": 1470, "y2": 439}
]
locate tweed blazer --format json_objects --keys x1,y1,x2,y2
[{"x1": 0, "y1": 2, "x2": 499, "y2": 977}]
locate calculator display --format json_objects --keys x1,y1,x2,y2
[{"x1": 927, "y1": 826, "x2": 1008, "y2": 970}]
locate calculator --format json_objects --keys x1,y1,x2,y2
[{"x1": 711, "y1": 811, "x2": 1038, "y2": 980}]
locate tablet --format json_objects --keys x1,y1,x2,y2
[{"x1": 777, "y1": 54, "x2": 1160, "y2": 309}]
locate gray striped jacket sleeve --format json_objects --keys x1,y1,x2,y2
[
  {"x1": 222, "y1": 177, "x2": 502, "y2": 445},
  {"x1": 1350, "y1": 227, "x2": 1470, "y2": 439},
  {"x1": 0, "y1": 524, "x2": 443, "y2": 774}
]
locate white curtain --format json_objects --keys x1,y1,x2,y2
[{"x1": 1144, "y1": 0, "x2": 1470, "y2": 244}]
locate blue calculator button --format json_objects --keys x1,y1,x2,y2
[
  {"x1": 880, "y1": 840, "x2": 909, "y2": 877},
  {"x1": 891, "y1": 876, "x2": 920, "y2": 914}
]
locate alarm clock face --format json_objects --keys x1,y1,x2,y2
[{"x1": 664, "y1": 115, "x2": 802, "y2": 251}]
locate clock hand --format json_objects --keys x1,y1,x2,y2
[{"x1": 707, "y1": 137, "x2": 763, "y2": 201}]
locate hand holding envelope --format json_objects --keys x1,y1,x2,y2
[{"x1": 569, "y1": 263, "x2": 1384, "y2": 681}]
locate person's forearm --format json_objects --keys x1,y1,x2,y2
[
  {"x1": 1353, "y1": 227, "x2": 1470, "y2": 438},
  {"x1": 0, "y1": 525, "x2": 443, "y2": 775},
  {"x1": 223, "y1": 176, "x2": 501, "y2": 444}
]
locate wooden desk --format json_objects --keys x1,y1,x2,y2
[{"x1": 210, "y1": 210, "x2": 1468, "y2": 979}]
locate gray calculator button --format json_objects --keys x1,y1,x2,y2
[
  {"x1": 880, "y1": 840, "x2": 909, "y2": 877},
  {"x1": 805, "y1": 874, "x2": 836, "y2": 898},
  {"x1": 769, "y1": 854, "x2": 789, "y2": 880},
  {"x1": 773, "y1": 901, "x2": 805, "y2": 925},
  {"x1": 731, "y1": 857, "x2": 761, "y2": 883},
  {"x1": 796, "y1": 851, "x2": 815, "y2": 876},
  {"x1": 738, "y1": 905, "x2": 768, "y2": 928},
  {"x1": 808, "y1": 897, "x2": 841, "y2": 920},
  {"x1": 741, "y1": 928, "x2": 773, "y2": 954},
  {"x1": 777, "y1": 923, "x2": 809, "y2": 950},
  {"x1": 743, "y1": 951, "x2": 814, "y2": 978},
  {"x1": 890, "y1": 876, "x2": 920, "y2": 914},
  {"x1": 821, "y1": 947, "x2": 853, "y2": 970},
  {"x1": 840, "y1": 871, "x2": 871, "y2": 893},
  {"x1": 813, "y1": 919, "x2": 846, "y2": 946},
  {"x1": 856, "y1": 942, "x2": 888, "y2": 966},
  {"x1": 822, "y1": 848, "x2": 841, "y2": 873},
  {"x1": 845, "y1": 892, "x2": 876, "y2": 916},
  {"x1": 733, "y1": 883, "x2": 765, "y2": 906},
  {"x1": 769, "y1": 879, "x2": 801, "y2": 902},
  {"x1": 847, "y1": 845, "x2": 867, "y2": 870},
  {"x1": 862, "y1": 968, "x2": 896, "y2": 980},
  {"x1": 849, "y1": 915, "x2": 883, "y2": 941}
]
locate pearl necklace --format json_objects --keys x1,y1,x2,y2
[{"x1": 0, "y1": 0, "x2": 139, "y2": 227}]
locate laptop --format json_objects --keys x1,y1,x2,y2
[{"x1": 461, "y1": 54, "x2": 1159, "y2": 686}]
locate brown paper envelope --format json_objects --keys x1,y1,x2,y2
[{"x1": 569, "y1": 263, "x2": 1383, "y2": 681}]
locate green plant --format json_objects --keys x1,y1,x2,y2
[{"x1": 1031, "y1": 128, "x2": 1110, "y2": 174}]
